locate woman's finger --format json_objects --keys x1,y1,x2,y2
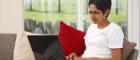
[{"x1": 65, "y1": 56, "x2": 69, "y2": 60}]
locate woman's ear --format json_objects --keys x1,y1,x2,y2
[{"x1": 104, "y1": 9, "x2": 110, "y2": 18}]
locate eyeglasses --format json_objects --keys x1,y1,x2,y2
[{"x1": 89, "y1": 10, "x2": 101, "y2": 16}]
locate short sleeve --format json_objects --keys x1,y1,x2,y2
[
  {"x1": 84, "y1": 24, "x2": 94, "y2": 39},
  {"x1": 107, "y1": 28, "x2": 124, "y2": 48}
]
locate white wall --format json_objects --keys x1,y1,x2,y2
[{"x1": 0, "y1": 0, "x2": 23, "y2": 33}]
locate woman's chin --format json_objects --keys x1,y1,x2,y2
[
  {"x1": 92, "y1": 21, "x2": 97, "y2": 24},
  {"x1": 91, "y1": 20, "x2": 98, "y2": 24}
]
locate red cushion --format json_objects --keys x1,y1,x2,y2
[{"x1": 58, "y1": 21, "x2": 86, "y2": 56}]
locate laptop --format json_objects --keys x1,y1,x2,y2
[
  {"x1": 27, "y1": 35, "x2": 65, "y2": 60},
  {"x1": 28, "y1": 35, "x2": 57, "y2": 54}
]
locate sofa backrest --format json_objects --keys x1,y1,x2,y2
[{"x1": 0, "y1": 33, "x2": 16, "y2": 60}]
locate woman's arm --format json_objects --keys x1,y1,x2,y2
[
  {"x1": 111, "y1": 48, "x2": 122, "y2": 60},
  {"x1": 66, "y1": 48, "x2": 122, "y2": 60},
  {"x1": 66, "y1": 53, "x2": 111, "y2": 60}
]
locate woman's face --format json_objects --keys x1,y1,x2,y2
[{"x1": 89, "y1": 4, "x2": 107, "y2": 24}]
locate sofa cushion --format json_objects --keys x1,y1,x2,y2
[
  {"x1": 14, "y1": 32, "x2": 35, "y2": 60},
  {"x1": 127, "y1": 49, "x2": 139, "y2": 60},
  {"x1": 58, "y1": 21, "x2": 86, "y2": 56},
  {"x1": 122, "y1": 38, "x2": 136, "y2": 60}
]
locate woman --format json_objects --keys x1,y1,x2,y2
[{"x1": 66, "y1": 0, "x2": 124, "y2": 60}]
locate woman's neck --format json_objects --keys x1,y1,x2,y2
[{"x1": 97, "y1": 19, "x2": 110, "y2": 29}]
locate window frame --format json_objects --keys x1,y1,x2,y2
[{"x1": 128, "y1": 0, "x2": 140, "y2": 50}]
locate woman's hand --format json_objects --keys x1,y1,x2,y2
[
  {"x1": 65, "y1": 52, "x2": 77, "y2": 60},
  {"x1": 65, "y1": 52, "x2": 83, "y2": 60}
]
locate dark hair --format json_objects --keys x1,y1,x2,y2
[{"x1": 88, "y1": 0, "x2": 112, "y2": 14}]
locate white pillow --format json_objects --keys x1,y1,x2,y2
[{"x1": 13, "y1": 31, "x2": 35, "y2": 60}]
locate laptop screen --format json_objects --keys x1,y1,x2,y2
[{"x1": 27, "y1": 35, "x2": 57, "y2": 54}]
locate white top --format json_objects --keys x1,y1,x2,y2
[{"x1": 82, "y1": 23, "x2": 124, "y2": 58}]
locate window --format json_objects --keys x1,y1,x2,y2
[
  {"x1": 24, "y1": 0, "x2": 77, "y2": 34},
  {"x1": 24, "y1": 0, "x2": 128, "y2": 37}
]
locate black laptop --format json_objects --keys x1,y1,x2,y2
[
  {"x1": 27, "y1": 35, "x2": 65, "y2": 60},
  {"x1": 27, "y1": 35, "x2": 57, "y2": 54}
]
